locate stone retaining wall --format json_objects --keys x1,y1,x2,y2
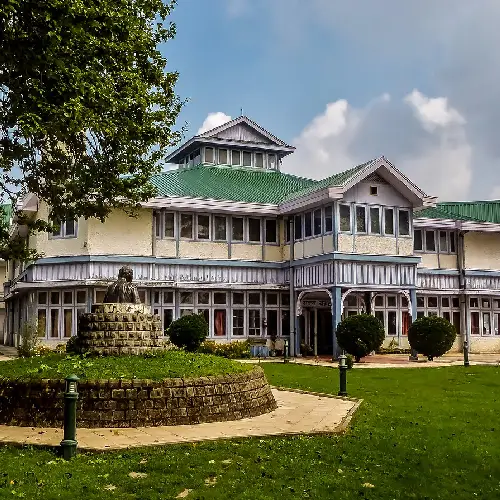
[{"x1": 0, "y1": 367, "x2": 276, "y2": 428}]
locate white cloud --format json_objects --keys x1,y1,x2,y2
[
  {"x1": 284, "y1": 91, "x2": 472, "y2": 201},
  {"x1": 197, "y1": 112, "x2": 232, "y2": 134}
]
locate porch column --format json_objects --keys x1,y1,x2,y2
[
  {"x1": 295, "y1": 313, "x2": 302, "y2": 357},
  {"x1": 331, "y1": 286, "x2": 341, "y2": 360},
  {"x1": 409, "y1": 288, "x2": 418, "y2": 361},
  {"x1": 313, "y1": 308, "x2": 318, "y2": 356}
]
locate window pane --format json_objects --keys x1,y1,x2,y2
[
  {"x1": 248, "y1": 309, "x2": 261, "y2": 335},
  {"x1": 163, "y1": 291, "x2": 174, "y2": 304},
  {"x1": 414, "y1": 229, "x2": 423, "y2": 251},
  {"x1": 482, "y1": 298, "x2": 490, "y2": 308},
  {"x1": 470, "y1": 297, "x2": 479, "y2": 308},
  {"x1": 452, "y1": 312, "x2": 460, "y2": 334},
  {"x1": 50, "y1": 292, "x2": 60, "y2": 305},
  {"x1": 388, "y1": 311, "x2": 397, "y2": 335},
  {"x1": 231, "y1": 150, "x2": 241, "y2": 166},
  {"x1": 281, "y1": 293, "x2": 290, "y2": 306},
  {"x1": 242, "y1": 151, "x2": 252, "y2": 166},
  {"x1": 76, "y1": 290, "x2": 86, "y2": 304},
  {"x1": 439, "y1": 231, "x2": 448, "y2": 253},
  {"x1": 452, "y1": 297, "x2": 460, "y2": 308},
  {"x1": 347, "y1": 294, "x2": 357, "y2": 307},
  {"x1": 398, "y1": 210, "x2": 410, "y2": 236},
  {"x1": 63, "y1": 291, "x2": 73, "y2": 305},
  {"x1": 294, "y1": 215, "x2": 302, "y2": 239},
  {"x1": 38, "y1": 292, "x2": 47, "y2": 305},
  {"x1": 267, "y1": 310, "x2": 278, "y2": 338},
  {"x1": 356, "y1": 206, "x2": 366, "y2": 233},
  {"x1": 214, "y1": 310, "x2": 226, "y2": 337},
  {"x1": 425, "y1": 231, "x2": 436, "y2": 252},
  {"x1": 163, "y1": 309, "x2": 173, "y2": 331},
  {"x1": 374, "y1": 295, "x2": 384, "y2": 307},
  {"x1": 266, "y1": 293, "x2": 278, "y2": 306},
  {"x1": 267, "y1": 154, "x2": 277, "y2": 169},
  {"x1": 427, "y1": 296, "x2": 438, "y2": 308},
  {"x1": 180, "y1": 214, "x2": 193, "y2": 239},
  {"x1": 442, "y1": 311, "x2": 451, "y2": 322},
  {"x1": 384, "y1": 208, "x2": 394, "y2": 235},
  {"x1": 50, "y1": 309, "x2": 59, "y2": 338},
  {"x1": 304, "y1": 212, "x2": 312, "y2": 237},
  {"x1": 233, "y1": 292, "x2": 245, "y2": 305},
  {"x1": 495, "y1": 313, "x2": 500, "y2": 335},
  {"x1": 197, "y1": 215, "x2": 210, "y2": 240},
  {"x1": 442, "y1": 297, "x2": 450, "y2": 308},
  {"x1": 248, "y1": 218, "x2": 261, "y2": 242},
  {"x1": 214, "y1": 216, "x2": 227, "y2": 241},
  {"x1": 180, "y1": 309, "x2": 193, "y2": 317},
  {"x1": 370, "y1": 207, "x2": 381, "y2": 234},
  {"x1": 483, "y1": 313, "x2": 491, "y2": 335},
  {"x1": 197, "y1": 292, "x2": 210, "y2": 305},
  {"x1": 417, "y1": 296, "x2": 425, "y2": 308},
  {"x1": 285, "y1": 218, "x2": 291, "y2": 243},
  {"x1": 387, "y1": 296, "x2": 396, "y2": 308},
  {"x1": 401, "y1": 311, "x2": 410, "y2": 335},
  {"x1": 340, "y1": 205, "x2": 351, "y2": 232},
  {"x1": 153, "y1": 291, "x2": 161, "y2": 304},
  {"x1": 265, "y1": 219, "x2": 277, "y2": 243},
  {"x1": 37, "y1": 310, "x2": 47, "y2": 337},
  {"x1": 205, "y1": 147, "x2": 214, "y2": 163},
  {"x1": 450, "y1": 232, "x2": 456, "y2": 253},
  {"x1": 325, "y1": 206, "x2": 333, "y2": 232},
  {"x1": 471, "y1": 312, "x2": 480, "y2": 335},
  {"x1": 232, "y1": 217, "x2": 244, "y2": 241},
  {"x1": 199, "y1": 309, "x2": 210, "y2": 327},
  {"x1": 375, "y1": 310, "x2": 385, "y2": 328},
  {"x1": 180, "y1": 291, "x2": 193, "y2": 304},
  {"x1": 232, "y1": 310, "x2": 244, "y2": 336},
  {"x1": 248, "y1": 292, "x2": 261, "y2": 305},
  {"x1": 255, "y1": 153, "x2": 263, "y2": 168},
  {"x1": 213, "y1": 292, "x2": 227, "y2": 305},
  {"x1": 219, "y1": 149, "x2": 228, "y2": 164},
  {"x1": 165, "y1": 213, "x2": 174, "y2": 238},
  {"x1": 64, "y1": 309, "x2": 73, "y2": 338},
  {"x1": 281, "y1": 310, "x2": 290, "y2": 336},
  {"x1": 65, "y1": 219, "x2": 76, "y2": 236},
  {"x1": 313, "y1": 209, "x2": 322, "y2": 236},
  {"x1": 95, "y1": 290, "x2": 105, "y2": 303}
]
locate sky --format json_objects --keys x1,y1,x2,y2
[{"x1": 163, "y1": 0, "x2": 500, "y2": 202}]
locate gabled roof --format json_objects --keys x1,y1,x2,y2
[
  {"x1": 150, "y1": 166, "x2": 316, "y2": 205},
  {"x1": 417, "y1": 201, "x2": 500, "y2": 224},
  {"x1": 166, "y1": 116, "x2": 295, "y2": 164}
]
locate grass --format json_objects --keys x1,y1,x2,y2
[
  {"x1": 1, "y1": 364, "x2": 500, "y2": 498},
  {"x1": 0, "y1": 351, "x2": 251, "y2": 381}
]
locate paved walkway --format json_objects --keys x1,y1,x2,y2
[
  {"x1": 0, "y1": 345, "x2": 17, "y2": 360},
  {"x1": 0, "y1": 389, "x2": 359, "y2": 451}
]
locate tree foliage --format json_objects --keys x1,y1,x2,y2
[
  {"x1": 408, "y1": 316, "x2": 456, "y2": 360},
  {"x1": 0, "y1": 0, "x2": 183, "y2": 260},
  {"x1": 168, "y1": 314, "x2": 209, "y2": 352},
  {"x1": 336, "y1": 314, "x2": 385, "y2": 362}
]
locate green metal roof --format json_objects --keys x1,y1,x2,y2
[
  {"x1": 150, "y1": 165, "x2": 317, "y2": 205},
  {"x1": 417, "y1": 201, "x2": 500, "y2": 224},
  {"x1": 150, "y1": 161, "x2": 375, "y2": 205}
]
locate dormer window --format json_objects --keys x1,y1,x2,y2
[
  {"x1": 242, "y1": 151, "x2": 252, "y2": 167},
  {"x1": 231, "y1": 150, "x2": 241, "y2": 166},
  {"x1": 219, "y1": 149, "x2": 228, "y2": 164},
  {"x1": 255, "y1": 152, "x2": 264, "y2": 168},
  {"x1": 267, "y1": 154, "x2": 277, "y2": 170}
]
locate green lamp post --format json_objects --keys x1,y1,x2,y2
[
  {"x1": 338, "y1": 354, "x2": 348, "y2": 396},
  {"x1": 60, "y1": 374, "x2": 79, "y2": 460}
]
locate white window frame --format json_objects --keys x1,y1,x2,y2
[
  {"x1": 247, "y1": 217, "x2": 262, "y2": 243},
  {"x1": 204, "y1": 146, "x2": 215, "y2": 164},
  {"x1": 196, "y1": 214, "x2": 211, "y2": 241},
  {"x1": 397, "y1": 208, "x2": 411, "y2": 237},
  {"x1": 179, "y1": 213, "x2": 194, "y2": 240},
  {"x1": 50, "y1": 218, "x2": 78, "y2": 239},
  {"x1": 213, "y1": 215, "x2": 228, "y2": 242},
  {"x1": 338, "y1": 204, "x2": 352, "y2": 233},
  {"x1": 242, "y1": 150, "x2": 253, "y2": 167},
  {"x1": 383, "y1": 207, "x2": 395, "y2": 236},
  {"x1": 324, "y1": 205, "x2": 334, "y2": 234},
  {"x1": 218, "y1": 148, "x2": 229, "y2": 165},
  {"x1": 369, "y1": 206, "x2": 381, "y2": 235},
  {"x1": 231, "y1": 149, "x2": 241, "y2": 166},
  {"x1": 265, "y1": 218, "x2": 278, "y2": 245},
  {"x1": 355, "y1": 205, "x2": 367, "y2": 234}
]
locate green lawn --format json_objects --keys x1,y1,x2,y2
[
  {"x1": 0, "y1": 351, "x2": 251, "y2": 381},
  {"x1": 1, "y1": 364, "x2": 500, "y2": 499}
]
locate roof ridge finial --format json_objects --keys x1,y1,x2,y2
[{"x1": 240, "y1": 107, "x2": 243, "y2": 117}]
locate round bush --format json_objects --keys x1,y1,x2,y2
[
  {"x1": 167, "y1": 314, "x2": 209, "y2": 352},
  {"x1": 408, "y1": 316, "x2": 456, "y2": 360},
  {"x1": 336, "y1": 314, "x2": 385, "y2": 361}
]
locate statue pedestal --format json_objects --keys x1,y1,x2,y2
[{"x1": 78, "y1": 303, "x2": 164, "y2": 356}]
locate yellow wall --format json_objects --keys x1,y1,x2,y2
[
  {"x1": 231, "y1": 244, "x2": 261, "y2": 261},
  {"x1": 439, "y1": 254, "x2": 458, "y2": 269},
  {"x1": 470, "y1": 337, "x2": 500, "y2": 353},
  {"x1": 397, "y1": 238, "x2": 414, "y2": 256},
  {"x1": 338, "y1": 234, "x2": 353, "y2": 253},
  {"x1": 179, "y1": 241, "x2": 228, "y2": 260},
  {"x1": 464, "y1": 232, "x2": 500, "y2": 270},
  {"x1": 264, "y1": 245, "x2": 282, "y2": 262},
  {"x1": 419, "y1": 254, "x2": 439, "y2": 269},
  {"x1": 354, "y1": 235, "x2": 397, "y2": 255},
  {"x1": 29, "y1": 202, "x2": 88, "y2": 257},
  {"x1": 303, "y1": 237, "x2": 323, "y2": 258},
  {"x1": 155, "y1": 239, "x2": 177, "y2": 258},
  {"x1": 87, "y1": 208, "x2": 152, "y2": 256},
  {"x1": 293, "y1": 241, "x2": 304, "y2": 260},
  {"x1": 283, "y1": 245, "x2": 290, "y2": 261},
  {"x1": 323, "y1": 236, "x2": 334, "y2": 254}
]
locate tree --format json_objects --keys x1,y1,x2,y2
[
  {"x1": 168, "y1": 314, "x2": 209, "y2": 352},
  {"x1": 0, "y1": 0, "x2": 183, "y2": 261},
  {"x1": 336, "y1": 314, "x2": 385, "y2": 362},
  {"x1": 408, "y1": 316, "x2": 456, "y2": 360}
]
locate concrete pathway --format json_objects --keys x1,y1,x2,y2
[
  {"x1": 0, "y1": 389, "x2": 359, "y2": 451},
  {"x1": 0, "y1": 345, "x2": 17, "y2": 360}
]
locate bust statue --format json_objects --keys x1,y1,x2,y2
[{"x1": 103, "y1": 265, "x2": 141, "y2": 304}]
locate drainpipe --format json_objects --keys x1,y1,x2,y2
[
  {"x1": 288, "y1": 217, "x2": 296, "y2": 357},
  {"x1": 458, "y1": 229, "x2": 469, "y2": 356}
]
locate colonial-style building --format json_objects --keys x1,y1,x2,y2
[{"x1": 3, "y1": 116, "x2": 500, "y2": 355}]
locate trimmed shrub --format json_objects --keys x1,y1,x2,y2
[
  {"x1": 167, "y1": 314, "x2": 209, "y2": 352},
  {"x1": 336, "y1": 314, "x2": 385, "y2": 362},
  {"x1": 65, "y1": 335, "x2": 81, "y2": 355},
  {"x1": 408, "y1": 316, "x2": 456, "y2": 360},
  {"x1": 198, "y1": 340, "x2": 251, "y2": 359}
]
